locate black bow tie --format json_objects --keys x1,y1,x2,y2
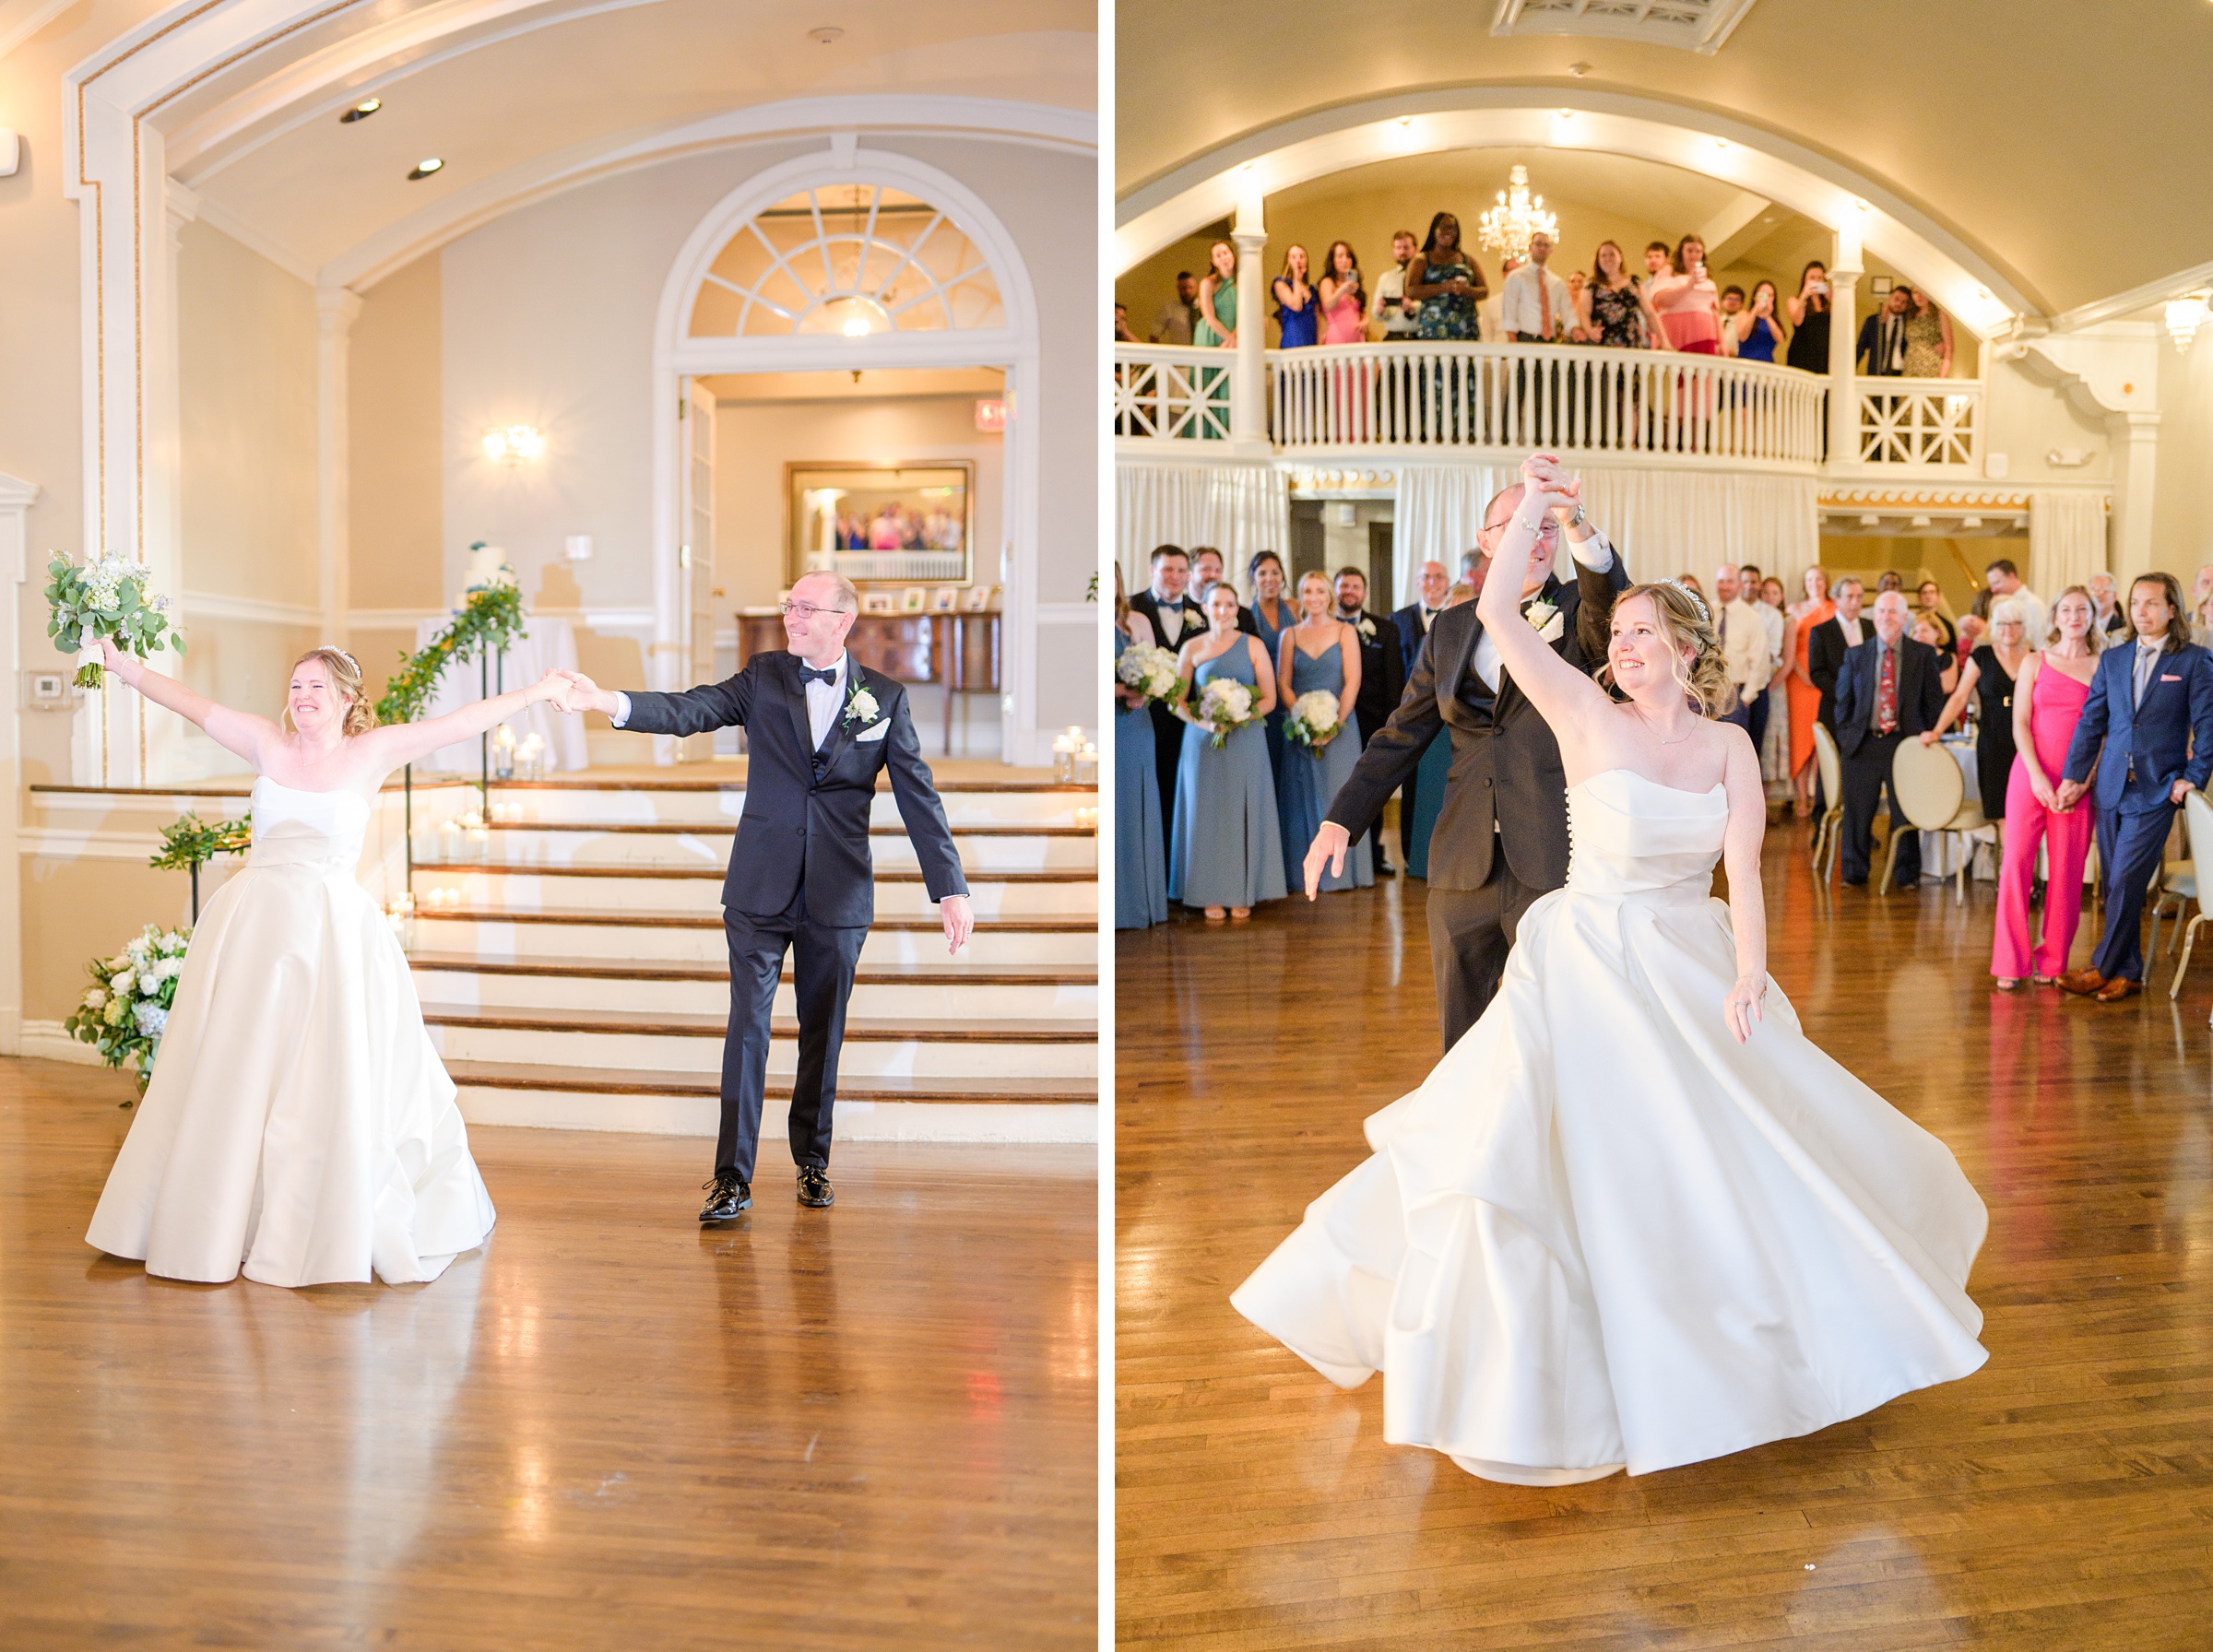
[{"x1": 798, "y1": 664, "x2": 838, "y2": 687}]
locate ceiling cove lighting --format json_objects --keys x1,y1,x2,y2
[
  {"x1": 408, "y1": 158, "x2": 444, "y2": 180},
  {"x1": 339, "y1": 98, "x2": 381, "y2": 123}
]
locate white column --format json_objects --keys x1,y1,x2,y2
[
  {"x1": 316, "y1": 287, "x2": 363, "y2": 647},
  {"x1": 1231, "y1": 192, "x2": 1268, "y2": 454},
  {"x1": 2108, "y1": 410, "x2": 2160, "y2": 584},
  {"x1": 1827, "y1": 241, "x2": 1862, "y2": 469},
  {"x1": 0, "y1": 472, "x2": 35, "y2": 1053}
]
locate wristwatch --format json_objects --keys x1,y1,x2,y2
[{"x1": 1567, "y1": 502, "x2": 1588, "y2": 531}]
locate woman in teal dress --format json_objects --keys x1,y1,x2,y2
[
  {"x1": 1275, "y1": 572, "x2": 1372, "y2": 893},
  {"x1": 1402, "y1": 722, "x2": 1453, "y2": 879},
  {"x1": 1169, "y1": 584, "x2": 1285, "y2": 919},
  {"x1": 1192, "y1": 240, "x2": 1237, "y2": 440},
  {"x1": 1402, "y1": 211, "x2": 1485, "y2": 442},
  {"x1": 1243, "y1": 550, "x2": 1299, "y2": 791},
  {"x1": 1114, "y1": 567, "x2": 1169, "y2": 928}
]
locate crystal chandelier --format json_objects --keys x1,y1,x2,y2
[{"x1": 1476, "y1": 166, "x2": 1558, "y2": 264}]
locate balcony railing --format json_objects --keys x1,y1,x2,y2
[
  {"x1": 1113, "y1": 342, "x2": 1982, "y2": 473},
  {"x1": 1857, "y1": 378, "x2": 1981, "y2": 468}
]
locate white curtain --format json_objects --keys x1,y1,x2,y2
[
  {"x1": 1391, "y1": 463, "x2": 1515, "y2": 597},
  {"x1": 1115, "y1": 462, "x2": 1289, "y2": 598},
  {"x1": 2029, "y1": 490, "x2": 2109, "y2": 596},
  {"x1": 1392, "y1": 463, "x2": 1818, "y2": 592}
]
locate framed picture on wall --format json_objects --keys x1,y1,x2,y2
[
  {"x1": 899, "y1": 586, "x2": 927, "y2": 614},
  {"x1": 929, "y1": 586, "x2": 959, "y2": 613},
  {"x1": 786, "y1": 461, "x2": 975, "y2": 591},
  {"x1": 860, "y1": 591, "x2": 898, "y2": 616},
  {"x1": 962, "y1": 584, "x2": 995, "y2": 612}
]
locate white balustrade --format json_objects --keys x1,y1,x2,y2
[
  {"x1": 1855, "y1": 378, "x2": 1982, "y2": 468},
  {"x1": 1116, "y1": 342, "x2": 1981, "y2": 475}
]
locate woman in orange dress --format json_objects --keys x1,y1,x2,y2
[{"x1": 1786, "y1": 563, "x2": 1834, "y2": 817}]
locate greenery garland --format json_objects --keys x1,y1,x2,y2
[
  {"x1": 149, "y1": 813, "x2": 252, "y2": 873},
  {"x1": 373, "y1": 581, "x2": 528, "y2": 725}
]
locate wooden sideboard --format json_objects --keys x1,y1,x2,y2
[{"x1": 733, "y1": 612, "x2": 1002, "y2": 753}]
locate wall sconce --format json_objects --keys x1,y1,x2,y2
[
  {"x1": 0, "y1": 130, "x2": 18, "y2": 177},
  {"x1": 2164, "y1": 293, "x2": 2209, "y2": 354},
  {"x1": 481, "y1": 424, "x2": 545, "y2": 464}
]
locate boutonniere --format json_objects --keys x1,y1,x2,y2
[
  {"x1": 1521, "y1": 598, "x2": 1565, "y2": 643},
  {"x1": 1356, "y1": 616, "x2": 1377, "y2": 640},
  {"x1": 843, "y1": 681, "x2": 880, "y2": 726}
]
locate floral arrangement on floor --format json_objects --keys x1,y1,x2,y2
[
  {"x1": 1196, "y1": 678, "x2": 1256, "y2": 749},
  {"x1": 45, "y1": 552, "x2": 182, "y2": 689},
  {"x1": 373, "y1": 576, "x2": 528, "y2": 726},
  {"x1": 1116, "y1": 643, "x2": 1183, "y2": 707},
  {"x1": 1284, "y1": 690, "x2": 1343, "y2": 749},
  {"x1": 64, "y1": 925, "x2": 191, "y2": 1103}
]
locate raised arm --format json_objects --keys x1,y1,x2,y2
[
  {"x1": 1474, "y1": 465, "x2": 1615, "y2": 748},
  {"x1": 97, "y1": 639, "x2": 279, "y2": 768},
  {"x1": 358, "y1": 672, "x2": 568, "y2": 773}
]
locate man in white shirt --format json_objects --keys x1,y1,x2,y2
[
  {"x1": 1150, "y1": 272, "x2": 1197, "y2": 346},
  {"x1": 1712, "y1": 564, "x2": 1771, "y2": 737},
  {"x1": 1500, "y1": 233, "x2": 1574, "y2": 344},
  {"x1": 1475, "y1": 257, "x2": 1516, "y2": 346},
  {"x1": 1370, "y1": 230, "x2": 1419, "y2": 342},
  {"x1": 1984, "y1": 558, "x2": 2047, "y2": 648}
]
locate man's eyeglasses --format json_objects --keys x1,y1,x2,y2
[{"x1": 780, "y1": 600, "x2": 854, "y2": 620}]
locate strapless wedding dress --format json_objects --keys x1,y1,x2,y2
[
  {"x1": 1233, "y1": 768, "x2": 1988, "y2": 1482},
  {"x1": 87, "y1": 779, "x2": 495, "y2": 1286}
]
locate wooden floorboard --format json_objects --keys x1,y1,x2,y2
[
  {"x1": 0, "y1": 1060, "x2": 1096, "y2": 1647},
  {"x1": 1115, "y1": 820, "x2": 2213, "y2": 1649}
]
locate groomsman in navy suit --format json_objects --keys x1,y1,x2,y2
[{"x1": 2056, "y1": 572, "x2": 2213, "y2": 1001}]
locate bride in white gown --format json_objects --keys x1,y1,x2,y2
[
  {"x1": 1233, "y1": 455, "x2": 1988, "y2": 1484},
  {"x1": 85, "y1": 640, "x2": 577, "y2": 1287}
]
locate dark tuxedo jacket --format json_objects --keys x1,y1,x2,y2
[
  {"x1": 1340, "y1": 608, "x2": 1405, "y2": 734},
  {"x1": 1129, "y1": 590, "x2": 1204, "y2": 652},
  {"x1": 1325, "y1": 553, "x2": 1629, "y2": 891},
  {"x1": 619, "y1": 651, "x2": 967, "y2": 926},
  {"x1": 1830, "y1": 634, "x2": 1946, "y2": 757},
  {"x1": 2061, "y1": 639, "x2": 2213, "y2": 814},
  {"x1": 1390, "y1": 600, "x2": 1441, "y2": 671},
  {"x1": 1806, "y1": 616, "x2": 1864, "y2": 731},
  {"x1": 1856, "y1": 312, "x2": 1909, "y2": 376}
]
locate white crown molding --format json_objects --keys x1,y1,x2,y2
[
  {"x1": 1113, "y1": 86, "x2": 2035, "y2": 337},
  {"x1": 317, "y1": 96, "x2": 1095, "y2": 293},
  {"x1": 0, "y1": 0, "x2": 74, "y2": 64},
  {"x1": 182, "y1": 591, "x2": 324, "y2": 627},
  {"x1": 18, "y1": 827, "x2": 169, "y2": 860},
  {"x1": 2048, "y1": 257, "x2": 2213, "y2": 335},
  {"x1": 184, "y1": 191, "x2": 319, "y2": 288}
]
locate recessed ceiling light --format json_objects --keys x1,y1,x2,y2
[
  {"x1": 808, "y1": 26, "x2": 843, "y2": 44},
  {"x1": 408, "y1": 159, "x2": 444, "y2": 180},
  {"x1": 339, "y1": 98, "x2": 381, "y2": 124}
]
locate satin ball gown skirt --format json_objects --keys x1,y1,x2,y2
[
  {"x1": 1233, "y1": 771, "x2": 1988, "y2": 1483},
  {"x1": 87, "y1": 784, "x2": 495, "y2": 1286}
]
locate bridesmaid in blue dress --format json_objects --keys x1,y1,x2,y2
[
  {"x1": 1114, "y1": 567, "x2": 1169, "y2": 928},
  {"x1": 1273, "y1": 245, "x2": 1318, "y2": 348},
  {"x1": 1275, "y1": 572, "x2": 1373, "y2": 893},
  {"x1": 1169, "y1": 584, "x2": 1286, "y2": 919},
  {"x1": 1243, "y1": 550, "x2": 1300, "y2": 792},
  {"x1": 1731, "y1": 280, "x2": 1781, "y2": 362}
]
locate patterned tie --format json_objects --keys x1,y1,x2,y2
[
  {"x1": 1876, "y1": 643, "x2": 1899, "y2": 734},
  {"x1": 1539, "y1": 274, "x2": 1553, "y2": 340}
]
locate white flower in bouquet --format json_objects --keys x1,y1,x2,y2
[
  {"x1": 1284, "y1": 690, "x2": 1343, "y2": 749},
  {"x1": 82, "y1": 987, "x2": 107, "y2": 1011},
  {"x1": 1197, "y1": 678, "x2": 1256, "y2": 748},
  {"x1": 1115, "y1": 643, "x2": 1182, "y2": 706},
  {"x1": 109, "y1": 969, "x2": 136, "y2": 1000},
  {"x1": 45, "y1": 551, "x2": 183, "y2": 689},
  {"x1": 66, "y1": 920, "x2": 195, "y2": 1103}
]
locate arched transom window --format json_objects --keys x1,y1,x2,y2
[{"x1": 688, "y1": 183, "x2": 1005, "y2": 339}]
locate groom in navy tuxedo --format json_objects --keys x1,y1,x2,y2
[
  {"x1": 561, "y1": 572, "x2": 972, "y2": 1217},
  {"x1": 2055, "y1": 572, "x2": 2213, "y2": 1001}
]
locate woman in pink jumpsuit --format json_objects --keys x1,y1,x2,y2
[{"x1": 1989, "y1": 586, "x2": 2102, "y2": 988}]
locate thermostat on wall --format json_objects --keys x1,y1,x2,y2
[{"x1": 23, "y1": 669, "x2": 69, "y2": 708}]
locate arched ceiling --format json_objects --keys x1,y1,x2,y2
[
  {"x1": 1115, "y1": 0, "x2": 2213, "y2": 319},
  {"x1": 134, "y1": 0, "x2": 1092, "y2": 280}
]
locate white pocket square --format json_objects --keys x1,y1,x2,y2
[{"x1": 856, "y1": 719, "x2": 890, "y2": 743}]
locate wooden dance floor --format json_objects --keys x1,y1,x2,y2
[
  {"x1": 1118, "y1": 824, "x2": 2213, "y2": 1648},
  {"x1": 0, "y1": 1064, "x2": 1095, "y2": 1648}
]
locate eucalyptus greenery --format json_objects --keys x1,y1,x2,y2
[
  {"x1": 373, "y1": 583, "x2": 528, "y2": 726},
  {"x1": 46, "y1": 552, "x2": 183, "y2": 689},
  {"x1": 150, "y1": 813, "x2": 252, "y2": 875}
]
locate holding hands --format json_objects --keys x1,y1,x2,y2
[{"x1": 1517, "y1": 452, "x2": 1581, "y2": 520}]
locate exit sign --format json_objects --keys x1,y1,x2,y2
[{"x1": 974, "y1": 398, "x2": 1007, "y2": 432}]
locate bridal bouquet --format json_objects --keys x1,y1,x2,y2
[
  {"x1": 1196, "y1": 678, "x2": 1256, "y2": 749},
  {"x1": 45, "y1": 552, "x2": 182, "y2": 689},
  {"x1": 64, "y1": 925, "x2": 191, "y2": 1102},
  {"x1": 1284, "y1": 690, "x2": 1343, "y2": 749},
  {"x1": 1116, "y1": 643, "x2": 1182, "y2": 706}
]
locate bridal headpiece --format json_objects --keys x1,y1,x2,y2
[
  {"x1": 1658, "y1": 578, "x2": 1710, "y2": 624},
  {"x1": 320, "y1": 646, "x2": 361, "y2": 673}
]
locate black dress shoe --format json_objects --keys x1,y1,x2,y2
[
  {"x1": 798, "y1": 1166, "x2": 834, "y2": 1208},
  {"x1": 700, "y1": 1171, "x2": 751, "y2": 1221}
]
